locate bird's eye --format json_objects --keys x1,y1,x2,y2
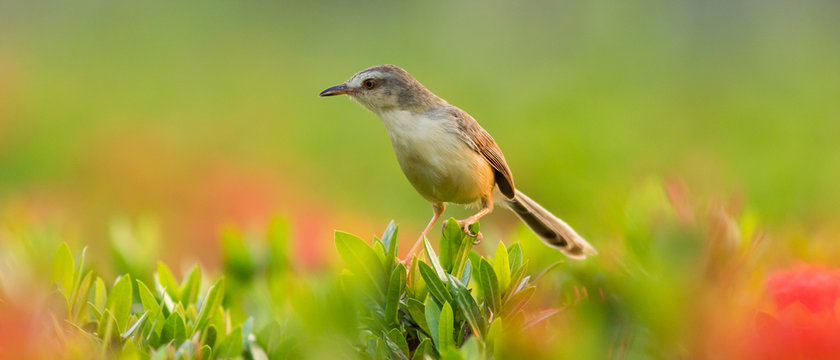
[{"x1": 363, "y1": 79, "x2": 376, "y2": 89}]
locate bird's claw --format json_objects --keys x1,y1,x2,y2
[
  {"x1": 463, "y1": 225, "x2": 477, "y2": 237},
  {"x1": 472, "y1": 232, "x2": 483, "y2": 245},
  {"x1": 458, "y1": 219, "x2": 483, "y2": 245}
]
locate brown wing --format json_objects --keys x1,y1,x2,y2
[{"x1": 450, "y1": 107, "x2": 516, "y2": 199}]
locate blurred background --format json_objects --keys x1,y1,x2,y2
[
  {"x1": 2, "y1": 0, "x2": 838, "y2": 269},
  {"x1": 1, "y1": 0, "x2": 840, "y2": 357}
]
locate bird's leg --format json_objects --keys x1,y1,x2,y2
[
  {"x1": 404, "y1": 202, "x2": 446, "y2": 263},
  {"x1": 458, "y1": 197, "x2": 493, "y2": 245}
]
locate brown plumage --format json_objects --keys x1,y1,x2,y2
[{"x1": 448, "y1": 106, "x2": 516, "y2": 199}]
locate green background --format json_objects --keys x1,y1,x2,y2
[{"x1": 2, "y1": 0, "x2": 838, "y2": 262}]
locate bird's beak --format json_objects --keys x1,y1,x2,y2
[{"x1": 319, "y1": 84, "x2": 351, "y2": 97}]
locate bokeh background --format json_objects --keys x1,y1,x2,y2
[{"x1": 1, "y1": 0, "x2": 840, "y2": 358}]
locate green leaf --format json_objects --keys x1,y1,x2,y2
[
  {"x1": 199, "y1": 344, "x2": 212, "y2": 360},
  {"x1": 87, "y1": 302, "x2": 102, "y2": 321},
  {"x1": 120, "y1": 339, "x2": 146, "y2": 360},
  {"x1": 375, "y1": 337, "x2": 388, "y2": 360},
  {"x1": 202, "y1": 325, "x2": 218, "y2": 348},
  {"x1": 384, "y1": 263, "x2": 406, "y2": 325},
  {"x1": 241, "y1": 317, "x2": 254, "y2": 349},
  {"x1": 179, "y1": 265, "x2": 201, "y2": 305},
  {"x1": 175, "y1": 339, "x2": 194, "y2": 360},
  {"x1": 493, "y1": 241, "x2": 511, "y2": 292},
  {"x1": 51, "y1": 242, "x2": 75, "y2": 298},
  {"x1": 69, "y1": 247, "x2": 87, "y2": 303},
  {"x1": 150, "y1": 345, "x2": 170, "y2": 360},
  {"x1": 122, "y1": 311, "x2": 149, "y2": 340},
  {"x1": 409, "y1": 257, "x2": 427, "y2": 298},
  {"x1": 447, "y1": 275, "x2": 484, "y2": 338},
  {"x1": 156, "y1": 262, "x2": 180, "y2": 300},
  {"x1": 438, "y1": 302, "x2": 455, "y2": 350},
  {"x1": 153, "y1": 275, "x2": 176, "y2": 316},
  {"x1": 271, "y1": 338, "x2": 297, "y2": 360},
  {"x1": 459, "y1": 337, "x2": 482, "y2": 360},
  {"x1": 373, "y1": 240, "x2": 387, "y2": 270},
  {"x1": 160, "y1": 312, "x2": 186, "y2": 345},
  {"x1": 459, "y1": 259, "x2": 472, "y2": 286},
  {"x1": 71, "y1": 271, "x2": 93, "y2": 322},
  {"x1": 500, "y1": 286, "x2": 535, "y2": 319},
  {"x1": 185, "y1": 302, "x2": 198, "y2": 324},
  {"x1": 256, "y1": 321, "x2": 282, "y2": 356},
  {"x1": 411, "y1": 338, "x2": 433, "y2": 360},
  {"x1": 451, "y1": 230, "x2": 474, "y2": 278},
  {"x1": 194, "y1": 277, "x2": 225, "y2": 333},
  {"x1": 93, "y1": 277, "x2": 107, "y2": 311},
  {"x1": 106, "y1": 274, "x2": 133, "y2": 333},
  {"x1": 148, "y1": 303, "x2": 167, "y2": 341},
  {"x1": 146, "y1": 323, "x2": 162, "y2": 349},
  {"x1": 386, "y1": 328, "x2": 410, "y2": 360},
  {"x1": 505, "y1": 261, "x2": 531, "y2": 302},
  {"x1": 507, "y1": 243, "x2": 523, "y2": 274},
  {"x1": 98, "y1": 309, "x2": 119, "y2": 341},
  {"x1": 424, "y1": 237, "x2": 448, "y2": 283},
  {"x1": 137, "y1": 281, "x2": 161, "y2": 321},
  {"x1": 456, "y1": 322, "x2": 467, "y2": 348},
  {"x1": 486, "y1": 318, "x2": 503, "y2": 355},
  {"x1": 335, "y1": 231, "x2": 387, "y2": 301},
  {"x1": 406, "y1": 298, "x2": 430, "y2": 336},
  {"x1": 425, "y1": 297, "x2": 441, "y2": 349},
  {"x1": 440, "y1": 218, "x2": 463, "y2": 273},
  {"x1": 418, "y1": 262, "x2": 452, "y2": 304},
  {"x1": 468, "y1": 252, "x2": 481, "y2": 285},
  {"x1": 382, "y1": 220, "x2": 399, "y2": 268},
  {"x1": 439, "y1": 347, "x2": 464, "y2": 360},
  {"x1": 215, "y1": 327, "x2": 243, "y2": 359},
  {"x1": 209, "y1": 307, "x2": 226, "y2": 338},
  {"x1": 478, "y1": 259, "x2": 501, "y2": 315}
]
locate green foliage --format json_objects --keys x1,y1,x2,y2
[
  {"x1": 49, "y1": 244, "x2": 262, "y2": 359},
  {"x1": 336, "y1": 231, "x2": 389, "y2": 301},
  {"x1": 438, "y1": 302, "x2": 455, "y2": 350},
  {"x1": 214, "y1": 326, "x2": 243, "y2": 359},
  {"x1": 40, "y1": 217, "x2": 562, "y2": 359},
  {"x1": 16, "y1": 175, "x2": 810, "y2": 359},
  {"x1": 50, "y1": 242, "x2": 75, "y2": 299},
  {"x1": 105, "y1": 274, "x2": 133, "y2": 333},
  {"x1": 335, "y1": 218, "x2": 556, "y2": 359}
]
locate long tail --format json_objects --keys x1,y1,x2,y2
[{"x1": 500, "y1": 190, "x2": 597, "y2": 259}]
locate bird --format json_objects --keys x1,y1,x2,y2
[{"x1": 319, "y1": 64, "x2": 596, "y2": 260}]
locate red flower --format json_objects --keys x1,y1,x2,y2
[{"x1": 747, "y1": 265, "x2": 840, "y2": 360}]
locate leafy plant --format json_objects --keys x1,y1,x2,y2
[
  {"x1": 49, "y1": 244, "x2": 263, "y2": 359},
  {"x1": 336, "y1": 219, "x2": 557, "y2": 359},
  {"x1": 43, "y1": 217, "x2": 561, "y2": 359}
]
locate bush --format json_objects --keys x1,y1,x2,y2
[
  {"x1": 43, "y1": 218, "x2": 559, "y2": 359},
  {"x1": 335, "y1": 219, "x2": 553, "y2": 360}
]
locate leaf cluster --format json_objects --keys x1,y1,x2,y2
[
  {"x1": 336, "y1": 219, "x2": 554, "y2": 360},
  {"x1": 49, "y1": 243, "x2": 278, "y2": 359}
]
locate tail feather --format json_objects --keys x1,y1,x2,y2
[{"x1": 501, "y1": 190, "x2": 596, "y2": 259}]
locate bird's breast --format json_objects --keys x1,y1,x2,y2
[{"x1": 377, "y1": 109, "x2": 494, "y2": 204}]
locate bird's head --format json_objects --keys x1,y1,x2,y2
[{"x1": 319, "y1": 64, "x2": 444, "y2": 113}]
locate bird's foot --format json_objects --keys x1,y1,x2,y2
[{"x1": 457, "y1": 218, "x2": 483, "y2": 245}]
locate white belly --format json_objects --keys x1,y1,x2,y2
[{"x1": 377, "y1": 109, "x2": 493, "y2": 204}]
